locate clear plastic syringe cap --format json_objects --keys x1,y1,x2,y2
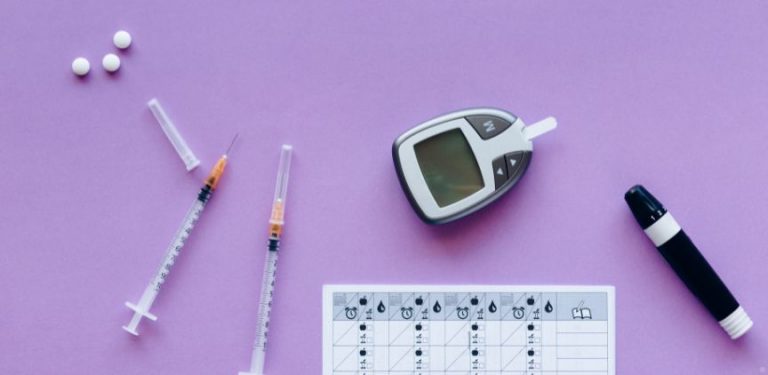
[{"x1": 147, "y1": 98, "x2": 201, "y2": 171}]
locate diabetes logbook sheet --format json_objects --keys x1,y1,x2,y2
[{"x1": 323, "y1": 285, "x2": 616, "y2": 375}]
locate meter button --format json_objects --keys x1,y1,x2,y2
[
  {"x1": 467, "y1": 115, "x2": 511, "y2": 140},
  {"x1": 505, "y1": 152, "x2": 526, "y2": 178},
  {"x1": 492, "y1": 156, "x2": 508, "y2": 189}
]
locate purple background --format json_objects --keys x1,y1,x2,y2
[{"x1": 1, "y1": 1, "x2": 767, "y2": 374}]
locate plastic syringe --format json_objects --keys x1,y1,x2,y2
[
  {"x1": 123, "y1": 135, "x2": 237, "y2": 336},
  {"x1": 240, "y1": 145, "x2": 293, "y2": 375}
]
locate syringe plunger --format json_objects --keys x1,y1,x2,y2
[{"x1": 122, "y1": 286, "x2": 159, "y2": 336}]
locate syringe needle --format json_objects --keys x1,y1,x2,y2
[{"x1": 225, "y1": 133, "x2": 239, "y2": 156}]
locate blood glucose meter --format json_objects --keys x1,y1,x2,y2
[{"x1": 392, "y1": 108, "x2": 556, "y2": 224}]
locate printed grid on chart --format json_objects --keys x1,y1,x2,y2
[{"x1": 330, "y1": 291, "x2": 610, "y2": 375}]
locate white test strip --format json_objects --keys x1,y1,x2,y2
[
  {"x1": 147, "y1": 98, "x2": 200, "y2": 171},
  {"x1": 523, "y1": 116, "x2": 558, "y2": 141}
]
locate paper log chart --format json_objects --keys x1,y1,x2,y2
[{"x1": 323, "y1": 285, "x2": 615, "y2": 375}]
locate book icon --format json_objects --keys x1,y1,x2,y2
[{"x1": 571, "y1": 301, "x2": 592, "y2": 320}]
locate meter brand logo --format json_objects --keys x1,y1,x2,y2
[{"x1": 482, "y1": 120, "x2": 496, "y2": 133}]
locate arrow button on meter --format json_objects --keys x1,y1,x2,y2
[
  {"x1": 505, "y1": 151, "x2": 528, "y2": 180},
  {"x1": 492, "y1": 156, "x2": 508, "y2": 189}
]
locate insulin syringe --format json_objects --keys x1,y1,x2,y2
[
  {"x1": 123, "y1": 135, "x2": 237, "y2": 336},
  {"x1": 240, "y1": 145, "x2": 293, "y2": 375}
]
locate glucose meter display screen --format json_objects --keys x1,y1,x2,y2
[{"x1": 414, "y1": 129, "x2": 484, "y2": 207}]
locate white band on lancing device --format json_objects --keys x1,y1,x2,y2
[
  {"x1": 719, "y1": 306, "x2": 753, "y2": 340},
  {"x1": 643, "y1": 213, "x2": 681, "y2": 247}
]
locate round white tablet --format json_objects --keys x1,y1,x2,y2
[
  {"x1": 113, "y1": 30, "x2": 132, "y2": 49},
  {"x1": 71, "y1": 57, "x2": 90, "y2": 76},
  {"x1": 102, "y1": 53, "x2": 121, "y2": 73}
]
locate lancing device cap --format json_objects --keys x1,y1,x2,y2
[{"x1": 624, "y1": 184, "x2": 667, "y2": 229}]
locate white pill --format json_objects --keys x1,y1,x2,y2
[
  {"x1": 102, "y1": 53, "x2": 121, "y2": 72},
  {"x1": 71, "y1": 57, "x2": 90, "y2": 76},
  {"x1": 113, "y1": 30, "x2": 132, "y2": 49}
]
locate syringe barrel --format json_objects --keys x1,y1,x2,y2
[
  {"x1": 150, "y1": 198, "x2": 205, "y2": 291},
  {"x1": 137, "y1": 284, "x2": 159, "y2": 310},
  {"x1": 249, "y1": 249, "x2": 279, "y2": 373}
]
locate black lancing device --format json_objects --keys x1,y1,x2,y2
[{"x1": 625, "y1": 184, "x2": 753, "y2": 340}]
